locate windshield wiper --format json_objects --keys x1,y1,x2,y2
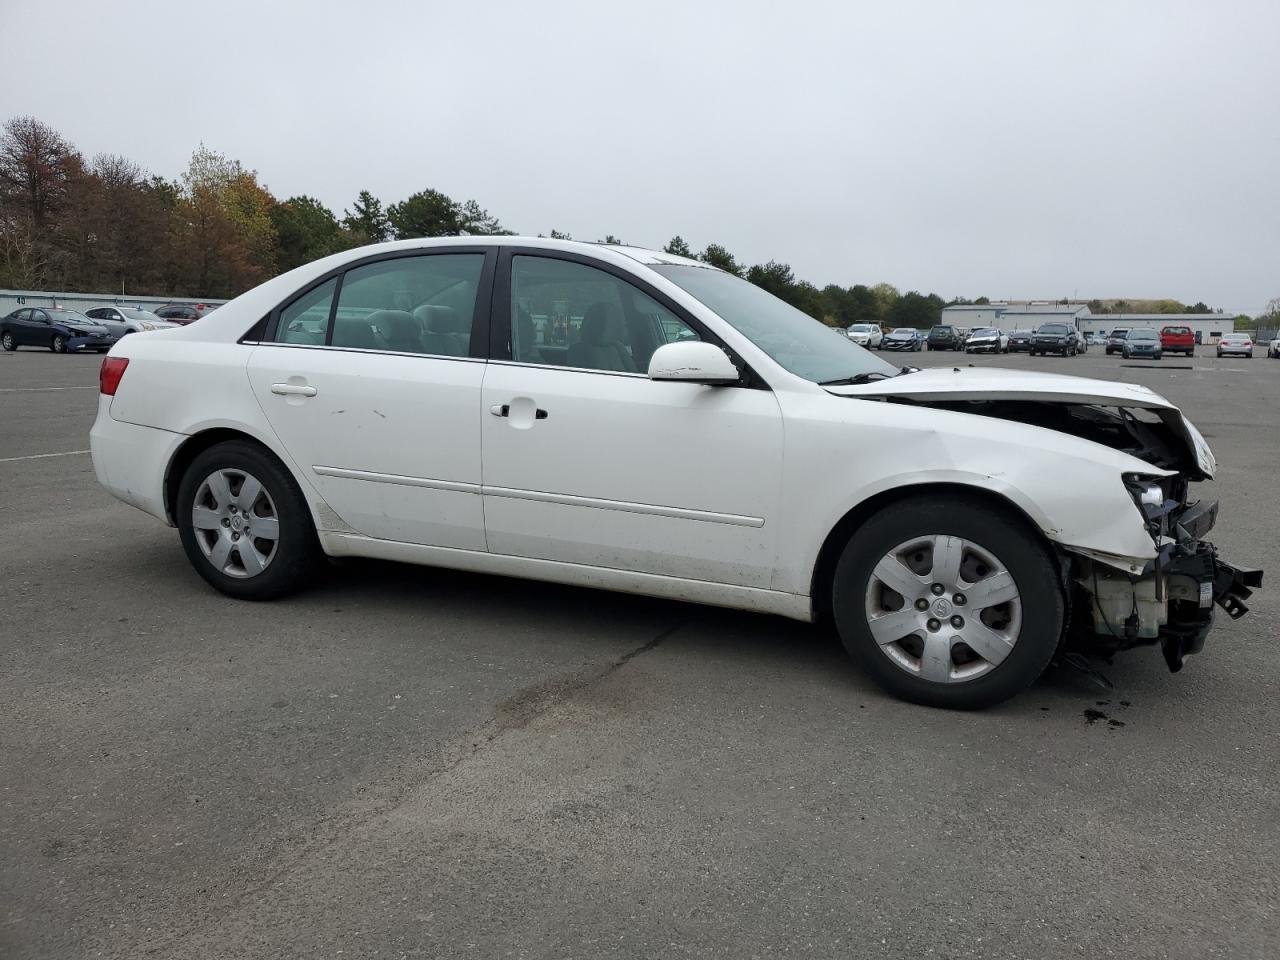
[{"x1": 820, "y1": 371, "x2": 897, "y2": 386}]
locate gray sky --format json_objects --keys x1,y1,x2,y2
[{"x1": 5, "y1": 0, "x2": 1278, "y2": 313}]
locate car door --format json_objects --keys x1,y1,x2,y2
[
  {"x1": 27, "y1": 309, "x2": 52, "y2": 346},
  {"x1": 246, "y1": 248, "x2": 495, "y2": 549},
  {"x1": 6, "y1": 309, "x2": 32, "y2": 344},
  {"x1": 480, "y1": 250, "x2": 784, "y2": 589}
]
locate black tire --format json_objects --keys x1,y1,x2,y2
[
  {"x1": 176, "y1": 440, "x2": 321, "y2": 600},
  {"x1": 1, "y1": 331, "x2": 15, "y2": 351},
  {"x1": 831, "y1": 494, "x2": 1064, "y2": 709},
  {"x1": 51, "y1": 335, "x2": 67, "y2": 354}
]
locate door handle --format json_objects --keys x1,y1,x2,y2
[
  {"x1": 490, "y1": 403, "x2": 547, "y2": 420},
  {"x1": 271, "y1": 382, "x2": 317, "y2": 397}
]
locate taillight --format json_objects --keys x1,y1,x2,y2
[{"x1": 100, "y1": 356, "x2": 129, "y2": 395}]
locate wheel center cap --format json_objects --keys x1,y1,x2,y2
[
  {"x1": 230, "y1": 514, "x2": 245, "y2": 532},
  {"x1": 932, "y1": 598, "x2": 952, "y2": 617}
]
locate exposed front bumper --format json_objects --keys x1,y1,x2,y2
[
  {"x1": 1069, "y1": 496, "x2": 1263, "y2": 671},
  {"x1": 966, "y1": 341, "x2": 1000, "y2": 352},
  {"x1": 882, "y1": 341, "x2": 916, "y2": 351}
]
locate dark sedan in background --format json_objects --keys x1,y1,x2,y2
[
  {"x1": 881, "y1": 327, "x2": 923, "y2": 351},
  {"x1": 1, "y1": 307, "x2": 116, "y2": 353},
  {"x1": 1007, "y1": 329, "x2": 1034, "y2": 352},
  {"x1": 1105, "y1": 327, "x2": 1130, "y2": 355}
]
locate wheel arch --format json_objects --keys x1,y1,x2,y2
[
  {"x1": 164, "y1": 426, "x2": 310, "y2": 526},
  {"x1": 807, "y1": 481, "x2": 1061, "y2": 623}
]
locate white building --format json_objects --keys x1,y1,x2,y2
[{"x1": 1076, "y1": 313, "x2": 1235, "y2": 340}]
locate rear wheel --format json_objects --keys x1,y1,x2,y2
[
  {"x1": 51, "y1": 335, "x2": 67, "y2": 353},
  {"x1": 176, "y1": 440, "x2": 321, "y2": 600},
  {"x1": 831, "y1": 495, "x2": 1064, "y2": 709},
  {"x1": 1, "y1": 331, "x2": 15, "y2": 351}
]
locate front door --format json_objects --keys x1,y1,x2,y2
[
  {"x1": 480, "y1": 252, "x2": 784, "y2": 589},
  {"x1": 246, "y1": 249, "x2": 495, "y2": 549}
]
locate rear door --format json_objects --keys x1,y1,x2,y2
[
  {"x1": 479, "y1": 250, "x2": 784, "y2": 588},
  {"x1": 246, "y1": 247, "x2": 496, "y2": 548}
]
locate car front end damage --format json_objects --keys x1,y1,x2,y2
[
  {"x1": 826, "y1": 367, "x2": 1264, "y2": 676},
  {"x1": 1063, "y1": 477, "x2": 1262, "y2": 672}
]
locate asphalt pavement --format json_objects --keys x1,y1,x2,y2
[{"x1": 2, "y1": 343, "x2": 1277, "y2": 959}]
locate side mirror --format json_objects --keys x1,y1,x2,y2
[{"x1": 647, "y1": 340, "x2": 740, "y2": 385}]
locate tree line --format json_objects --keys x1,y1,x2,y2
[{"x1": 1, "y1": 115, "x2": 1257, "y2": 329}]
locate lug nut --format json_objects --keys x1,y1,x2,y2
[
  {"x1": 927, "y1": 618, "x2": 941, "y2": 632},
  {"x1": 953, "y1": 593, "x2": 966, "y2": 606},
  {"x1": 231, "y1": 532, "x2": 240, "y2": 541},
  {"x1": 915, "y1": 598, "x2": 929, "y2": 611},
  {"x1": 931, "y1": 583, "x2": 945, "y2": 595},
  {"x1": 951, "y1": 615, "x2": 965, "y2": 628},
  {"x1": 221, "y1": 518, "x2": 230, "y2": 527}
]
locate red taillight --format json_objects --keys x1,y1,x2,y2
[{"x1": 100, "y1": 356, "x2": 129, "y2": 395}]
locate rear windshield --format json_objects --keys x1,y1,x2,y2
[
  {"x1": 931, "y1": 325, "x2": 953, "y2": 333},
  {"x1": 1163, "y1": 326, "x2": 1191, "y2": 334}
]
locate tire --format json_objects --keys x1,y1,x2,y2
[
  {"x1": 831, "y1": 494, "x2": 1063, "y2": 709},
  {"x1": 176, "y1": 440, "x2": 321, "y2": 601},
  {"x1": 1, "y1": 331, "x2": 15, "y2": 351},
  {"x1": 51, "y1": 335, "x2": 67, "y2": 354}
]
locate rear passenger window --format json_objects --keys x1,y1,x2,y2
[
  {"x1": 330, "y1": 254, "x2": 484, "y2": 355},
  {"x1": 276, "y1": 278, "x2": 337, "y2": 345}
]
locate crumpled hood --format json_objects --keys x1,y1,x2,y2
[{"x1": 826, "y1": 366, "x2": 1216, "y2": 479}]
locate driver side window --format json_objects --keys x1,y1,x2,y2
[{"x1": 509, "y1": 256, "x2": 698, "y2": 373}]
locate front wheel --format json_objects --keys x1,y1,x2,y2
[
  {"x1": 176, "y1": 440, "x2": 321, "y2": 600},
  {"x1": 1, "y1": 331, "x2": 15, "y2": 351},
  {"x1": 831, "y1": 495, "x2": 1064, "y2": 709},
  {"x1": 51, "y1": 335, "x2": 67, "y2": 354}
]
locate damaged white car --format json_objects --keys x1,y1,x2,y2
[{"x1": 90, "y1": 238, "x2": 1261, "y2": 709}]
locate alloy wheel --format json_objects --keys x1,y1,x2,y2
[
  {"x1": 191, "y1": 468, "x2": 280, "y2": 578},
  {"x1": 864, "y1": 534, "x2": 1022, "y2": 683}
]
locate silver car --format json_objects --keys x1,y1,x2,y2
[{"x1": 85, "y1": 306, "x2": 178, "y2": 336}]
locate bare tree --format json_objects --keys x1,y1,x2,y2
[{"x1": 0, "y1": 115, "x2": 78, "y2": 229}]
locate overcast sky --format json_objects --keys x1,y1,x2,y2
[{"x1": 4, "y1": 0, "x2": 1278, "y2": 313}]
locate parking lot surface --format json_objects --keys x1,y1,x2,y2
[{"x1": 2, "y1": 344, "x2": 1277, "y2": 959}]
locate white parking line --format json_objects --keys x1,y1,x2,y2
[
  {"x1": 0, "y1": 386, "x2": 97, "y2": 393},
  {"x1": 0, "y1": 449, "x2": 90, "y2": 463}
]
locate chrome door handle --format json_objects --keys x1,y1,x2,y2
[{"x1": 271, "y1": 382, "x2": 317, "y2": 397}]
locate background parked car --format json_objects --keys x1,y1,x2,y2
[
  {"x1": 965, "y1": 327, "x2": 1008, "y2": 354},
  {"x1": 1030, "y1": 322, "x2": 1078, "y2": 356},
  {"x1": 1007, "y1": 329, "x2": 1034, "y2": 352},
  {"x1": 1121, "y1": 328, "x2": 1163, "y2": 360},
  {"x1": 926, "y1": 324, "x2": 962, "y2": 350},
  {"x1": 1, "y1": 307, "x2": 115, "y2": 353},
  {"x1": 154, "y1": 303, "x2": 217, "y2": 325},
  {"x1": 1086, "y1": 332, "x2": 1107, "y2": 346},
  {"x1": 1105, "y1": 327, "x2": 1130, "y2": 355},
  {"x1": 1268, "y1": 336, "x2": 1280, "y2": 359},
  {"x1": 881, "y1": 327, "x2": 923, "y2": 351},
  {"x1": 1159, "y1": 325, "x2": 1196, "y2": 356},
  {"x1": 1217, "y1": 333, "x2": 1254, "y2": 358},
  {"x1": 84, "y1": 306, "x2": 177, "y2": 336},
  {"x1": 846, "y1": 323, "x2": 883, "y2": 348}
]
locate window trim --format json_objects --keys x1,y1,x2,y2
[
  {"x1": 491, "y1": 247, "x2": 765, "y2": 388},
  {"x1": 254, "y1": 246, "x2": 497, "y2": 360}
]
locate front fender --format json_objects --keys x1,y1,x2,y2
[{"x1": 773, "y1": 392, "x2": 1163, "y2": 595}]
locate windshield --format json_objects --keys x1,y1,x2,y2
[
  {"x1": 1038, "y1": 323, "x2": 1071, "y2": 334},
  {"x1": 1128, "y1": 329, "x2": 1157, "y2": 340},
  {"x1": 49, "y1": 310, "x2": 92, "y2": 324},
  {"x1": 651, "y1": 265, "x2": 897, "y2": 383},
  {"x1": 120, "y1": 308, "x2": 160, "y2": 321},
  {"x1": 891, "y1": 328, "x2": 915, "y2": 335},
  {"x1": 971, "y1": 327, "x2": 998, "y2": 336}
]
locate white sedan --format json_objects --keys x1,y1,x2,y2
[
  {"x1": 1268, "y1": 337, "x2": 1280, "y2": 359},
  {"x1": 964, "y1": 327, "x2": 1008, "y2": 354},
  {"x1": 90, "y1": 237, "x2": 1260, "y2": 709}
]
